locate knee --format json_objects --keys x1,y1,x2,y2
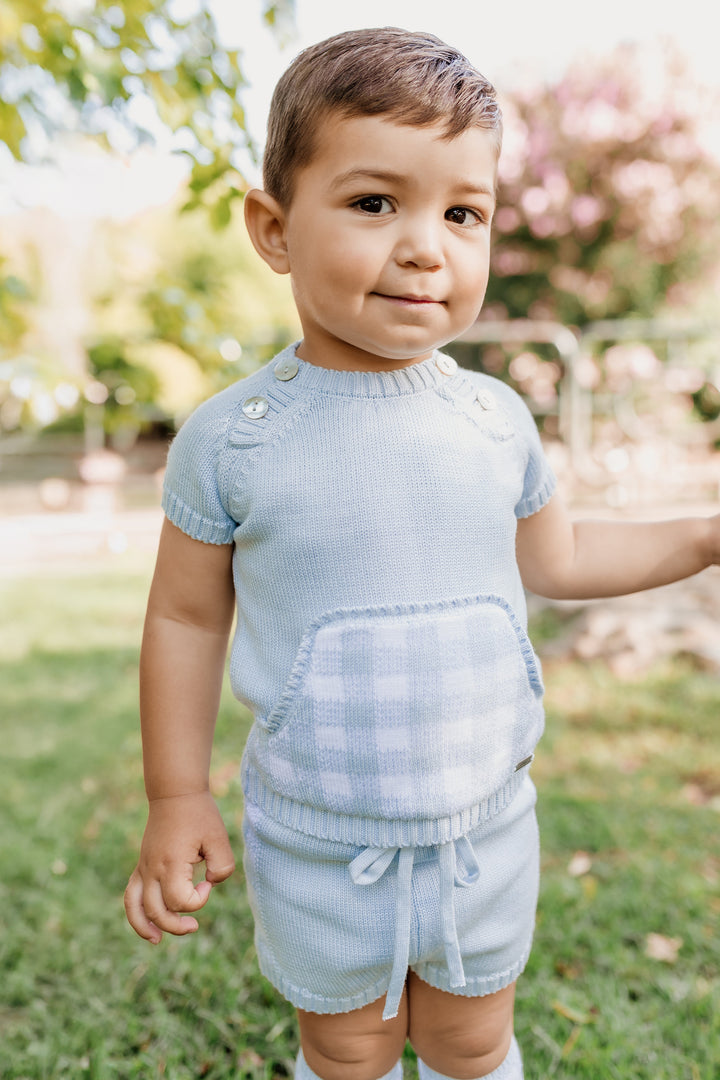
[
  {"x1": 411, "y1": 1022, "x2": 512, "y2": 1079},
  {"x1": 300, "y1": 1025, "x2": 405, "y2": 1080},
  {"x1": 407, "y1": 977, "x2": 517, "y2": 1079},
  {"x1": 297, "y1": 993, "x2": 407, "y2": 1080}
]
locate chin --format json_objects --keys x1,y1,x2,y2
[{"x1": 369, "y1": 338, "x2": 446, "y2": 361}]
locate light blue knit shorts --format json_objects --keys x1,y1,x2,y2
[{"x1": 242, "y1": 776, "x2": 539, "y2": 1020}]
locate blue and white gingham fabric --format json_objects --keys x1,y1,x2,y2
[{"x1": 245, "y1": 595, "x2": 544, "y2": 842}]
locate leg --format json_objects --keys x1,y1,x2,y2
[
  {"x1": 297, "y1": 990, "x2": 408, "y2": 1080},
  {"x1": 407, "y1": 975, "x2": 519, "y2": 1080}
]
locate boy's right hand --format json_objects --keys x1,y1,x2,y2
[{"x1": 124, "y1": 791, "x2": 235, "y2": 944}]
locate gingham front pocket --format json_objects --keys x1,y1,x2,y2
[{"x1": 254, "y1": 595, "x2": 545, "y2": 821}]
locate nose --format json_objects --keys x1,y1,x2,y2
[{"x1": 393, "y1": 214, "x2": 445, "y2": 271}]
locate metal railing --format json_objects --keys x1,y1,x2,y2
[{"x1": 456, "y1": 318, "x2": 720, "y2": 492}]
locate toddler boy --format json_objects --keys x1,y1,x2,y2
[{"x1": 125, "y1": 28, "x2": 720, "y2": 1080}]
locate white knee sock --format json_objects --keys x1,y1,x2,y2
[
  {"x1": 295, "y1": 1047, "x2": 403, "y2": 1080},
  {"x1": 416, "y1": 1034, "x2": 523, "y2": 1080}
]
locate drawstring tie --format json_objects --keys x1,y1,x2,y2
[{"x1": 348, "y1": 836, "x2": 480, "y2": 1021}]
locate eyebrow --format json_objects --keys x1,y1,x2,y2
[{"x1": 329, "y1": 167, "x2": 496, "y2": 199}]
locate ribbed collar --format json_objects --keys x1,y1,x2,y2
[{"x1": 278, "y1": 342, "x2": 459, "y2": 398}]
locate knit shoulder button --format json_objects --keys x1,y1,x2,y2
[
  {"x1": 476, "y1": 389, "x2": 497, "y2": 411},
  {"x1": 242, "y1": 395, "x2": 269, "y2": 419},
  {"x1": 435, "y1": 354, "x2": 458, "y2": 376},
  {"x1": 274, "y1": 357, "x2": 299, "y2": 381}
]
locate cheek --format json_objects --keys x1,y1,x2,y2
[
  {"x1": 452, "y1": 258, "x2": 490, "y2": 319},
  {"x1": 290, "y1": 248, "x2": 367, "y2": 320},
  {"x1": 459, "y1": 249, "x2": 490, "y2": 294},
  {"x1": 317, "y1": 242, "x2": 379, "y2": 299},
  {"x1": 297, "y1": 233, "x2": 353, "y2": 278}
]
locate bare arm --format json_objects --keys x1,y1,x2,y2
[
  {"x1": 516, "y1": 494, "x2": 720, "y2": 601},
  {"x1": 124, "y1": 519, "x2": 236, "y2": 942},
  {"x1": 139, "y1": 519, "x2": 235, "y2": 799}
]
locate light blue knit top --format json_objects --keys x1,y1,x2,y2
[{"x1": 163, "y1": 343, "x2": 557, "y2": 847}]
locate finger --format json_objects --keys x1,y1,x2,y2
[
  {"x1": 203, "y1": 836, "x2": 236, "y2": 884},
  {"x1": 195, "y1": 879, "x2": 212, "y2": 904},
  {"x1": 143, "y1": 878, "x2": 200, "y2": 937},
  {"x1": 124, "y1": 870, "x2": 163, "y2": 944},
  {"x1": 160, "y1": 867, "x2": 213, "y2": 916}
]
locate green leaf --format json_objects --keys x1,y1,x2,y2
[
  {"x1": 0, "y1": 100, "x2": 28, "y2": 157},
  {"x1": 209, "y1": 194, "x2": 232, "y2": 230}
]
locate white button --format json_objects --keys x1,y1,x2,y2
[
  {"x1": 476, "y1": 389, "x2": 497, "y2": 411},
  {"x1": 274, "y1": 357, "x2": 299, "y2": 381},
  {"x1": 242, "y1": 396, "x2": 269, "y2": 419},
  {"x1": 435, "y1": 354, "x2": 458, "y2": 376}
]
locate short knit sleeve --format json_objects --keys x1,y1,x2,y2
[
  {"x1": 488, "y1": 378, "x2": 557, "y2": 518},
  {"x1": 161, "y1": 395, "x2": 237, "y2": 545}
]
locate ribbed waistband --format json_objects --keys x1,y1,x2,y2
[{"x1": 240, "y1": 761, "x2": 527, "y2": 847}]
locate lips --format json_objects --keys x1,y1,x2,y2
[{"x1": 374, "y1": 292, "x2": 441, "y2": 304}]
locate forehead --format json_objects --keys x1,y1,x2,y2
[{"x1": 297, "y1": 113, "x2": 499, "y2": 197}]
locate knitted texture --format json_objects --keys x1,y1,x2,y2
[
  {"x1": 163, "y1": 344, "x2": 556, "y2": 844},
  {"x1": 243, "y1": 776, "x2": 539, "y2": 1017},
  {"x1": 417, "y1": 1035, "x2": 523, "y2": 1080},
  {"x1": 249, "y1": 597, "x2": 543, "y2": 823}
]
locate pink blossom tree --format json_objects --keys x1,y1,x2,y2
[{"x1": 485, "y1": 44, "x2": 720, "y2": 327}]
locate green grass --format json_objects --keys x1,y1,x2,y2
[{"x1": 1, "y1": 567, "x2": 718, "y2": 1078}]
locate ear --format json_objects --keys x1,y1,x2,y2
[{"x1": 244, "y1": 188, "x2": 291, "y2": 275}]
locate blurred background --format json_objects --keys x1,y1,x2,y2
[
  {"x1": 2, "y1": 3, "x2": 720, "y2": 1077},
  {"x1": 2, "y1": 0, "x2": 720, "y2": 546}
]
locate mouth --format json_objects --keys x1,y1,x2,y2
[{"x1": 373, "y1": 292, "x2": 443, "y2": 306}]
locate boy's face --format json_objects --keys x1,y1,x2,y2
[{"x1": 279, "y1": 114, "x2": 497, "y2": 371}]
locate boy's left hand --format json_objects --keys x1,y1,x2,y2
[{"x1": 517, "y1": 498, "x2": 720, "y2": 601}]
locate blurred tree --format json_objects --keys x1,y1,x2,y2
[
  {"x1": 2, "y1": 188, "x2": 301, "y2": 439},
  {"x1": 0, "y1": 0, "x2": 298, "y2": 439},
  {"x1": 136, "y1": 231, "x2": 299, "y2": 388},
  {"x1": 486, "y1": 44, "x2": 720, "y2": 327},
  {"x1": 0, "y1": 257, "x2": 32, "y2": 352},
  {"x1": 93, "y1": 199, "x2": 300, "y2": 405},
  {"x1": 0, "y1": 0, "x2": 295, "y2": 213}
]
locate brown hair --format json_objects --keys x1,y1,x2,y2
[{"x1": 263, "y1": 27, "x2": 502, "y2": 207}]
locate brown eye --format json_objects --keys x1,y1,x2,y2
[
  {"x1": 445, "y1": 206, "x2": 481, "y2": 226},
  {"x1": 354, "y1": 196, "x2": 392, "y2": 214}
]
